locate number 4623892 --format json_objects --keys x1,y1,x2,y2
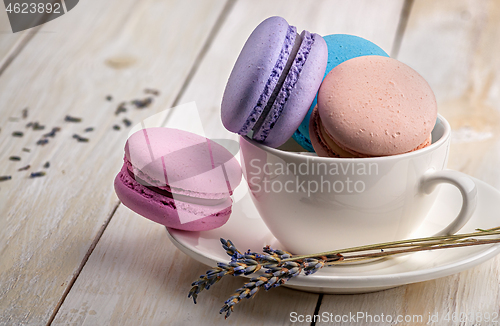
[{"x1": 5, "y1": 2, "x2": 62, "y2": 14}]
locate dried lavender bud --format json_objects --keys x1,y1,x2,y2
[
  {"x1": 65, "y1": 115, "x2": 82, "y2": 123},
  {"x1": 0, "y1": 176, "x2": 12, "y2": 182},
  {"x1": 43, "y1": 161, "x2": 50, "y2": 169},
  {"x1": 115, "y1": 102, "x2": 127, "y2": 115},
  {"x1": 106, "y1": 95, "x2": 113, "y2": 101},
  {"x1": 22, "y1": 148, "x2": 30, "y2": 152},
  {"x1": 22, "y1": 108, "x2": 28, "y2": 119},
  {"x1": 9, "y1": 117, "x2": 19, "y2": 122},
  {"x1": 30, "y1": 171, "x2": 46, "y2": 178},
  {"x1": 36, "y1": 139, "x2": 49, "y2": 146},
  {"x1": 43, "y1": 127, "x2": 61, "y2": 138},
  {"x1": 12, "y1": 131, "x2": 24, "y2": 137},
  {"x1": 122, "y1": 118, "x2": 132, "y2": 127},
  {"x1": 9, "y1": 156, "x2": 21, "y2": 161},
  {"x1": 72, "y1": 134, "x2": 89, "y2": 142},
  {"x1": 26, "y1": 122, "x2": 33, "y2": 128},
  {"x1": 18, "y1": 165, "x2": 30, "y2": 171},
  {"x1": 33, "y1": 122, "x2": 45, "y2": 130},
  {"x1": 144, "y1": 88, "x2": 160, "y2": 96},
  {"x1": 131, "y1": 97, "x2": 153, "y2": 109},
  {"x1": 113, "y1": 125, "x2": 121, "y2": 131},
  {"x1": 84, "y1": 127, "x2": 94, "y2": 132}
]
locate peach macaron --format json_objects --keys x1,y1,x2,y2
[{"x1": 310, "y1": 56, "x2": 437, "y2": 158}]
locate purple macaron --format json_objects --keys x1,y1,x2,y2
[{"x1": 221, "y1": 16, "x2": 328, "y2": 148}]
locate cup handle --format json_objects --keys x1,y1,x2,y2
[{"x1": 420, "y1": 169, "x2": 477, "y2": 236}]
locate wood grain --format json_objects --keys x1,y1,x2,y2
[
  {"x1": 318, "y1": 1, "x2": 500, "y2": 325},
  {"x1": 397, "y1": 0, "x2": 500, "y2": 186},
  {"x1": 0, "y1": 0, "x2": 227, "y2": 324},
  {"x1": 0, "y1": 5, "x2": 35, "y2": 74},
  {"x1": 52, "y1": 0, "x2": 405, "y2": 325},
  {"x1": 52, "y1": 207, "x2": 319, "y2": 326},
  {"x1": 0, "y1": 0, "x2": 63, "y2": 74}
]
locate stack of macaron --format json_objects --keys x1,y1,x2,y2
[
  {"x1": 221, "y1": 16, "x2": 437, "y2": 157},
  {"x1": 114, "y1": 16, "x2": 438, "y2": 232}
]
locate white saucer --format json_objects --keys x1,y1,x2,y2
[{"x1": 167, "y1": 177, "x2": 500, "y2": 294}]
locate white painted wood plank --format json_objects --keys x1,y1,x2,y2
[
  {"x1": 53, "y1": 0, "x2": 405, "y2": 325},
  {"x1": 0, "y1": 0, "x2": 62, "y2": 70},
  {"x1": 0, "y1": 0, "x2": 227, "y2": 324},
  {"x1": 318, "y1": 1, "x2": 500, "y2": 325},
  {"x1": 0, "y1": 4, "x2": 34, "y2": 63},
  {"x1": 52, "y1": 207, "x2": 318, "y2": 326},
  {"x1": 397, "y1": 0, "x2": 500, "y2": 187}
]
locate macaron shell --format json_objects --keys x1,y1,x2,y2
[
  {"x1": 292, "y1": 34, "x2": 389, "y2": 151},
  {"x1": 125, "y1": 128, "x2": 242, "y2": 199},
  {"x1": 311, "y1": 104, "x2": 433, "y2": 157},
  {"x1": 258, "y1": 32, "x2": 327, "y2": 148},
  {"x1": 115, "y1": 165, "x2": 231, "y2": 231},
  {"x1": 221, "y1": 16, "x2": 293, "y2": 134},
  {"x1": 318, "y1": 56, "x2": 437, "y2": 156}
]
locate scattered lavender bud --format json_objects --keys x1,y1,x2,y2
[
  {"x1": 113, "y1": 125, "x2": 121, "y2": 131},
  {"x1": 106, "y1": 95, "x2": 113, "y2": 101},
  {"x1": 18, "y1": 165, "x2": 30, "y2": 171},
  {"x1": 43, "y1": 127, "x2": 61, "y2": 138},
  {"x1": 22, "y1": 148, "x2": 30, "y2": 152},
  {"x1": 12, "y1": 131, "x2": 24, "y2": 137},
  {"x1": 131, "y1": 97, "x2": 153, "y2": 109},
  {"x1": 115, "y1": 102, "x2": 127, "y2": 115},
  {"x1": 122, "y1": 118, "x2": 132, "y2": 127},
  {"x1": 37, "y1": 138, "x2": 49, "y2": 146},
  {"x1": 33, "y1": 122, "x2": 45, "y2": 130},
  {"x1": 9, "y1": 156, "x2": 21, "y2": 161},
  {"x1": 22, "y1": 108, "x2": 28, "y2": 119},
  {"x1": 43, "y1": 161, "x2": 50, "y2": 169},
  {"x1": 144, "y1": 88, "x2": 160, "y2": 96},
  {"x1": 84, "y1": 127, "x2": 94, "y2": 132},
  {"x1": 0, "y1": 176, "x2": 12, "y2": 182},
  {"x1": 30, "y1": 171, "x2": 46, "y2": 178},
  {"x1": 65, "y1": 115, "x2": 82, "y2": 123},
  {"x1": 72, "y1": 134, "x2": 89, "y2": 142},
  {"x1": 9, "y1": 117, "x2": 19, "y2": 122},
  {"x1": 26, "y1": 122, "x2": 33, "y2": 128}
]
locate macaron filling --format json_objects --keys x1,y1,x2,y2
[
  {"x1": 126, "y1": 167, "x2": 229, "y2": 207},
  {"x1": 253, "y1": 31, "x2": 315, "y2": 142},
  {"x1": 124, "y1": 157, "x2": 232, "y2": 200},
  {"x1": 239, "y1": 25, "x2": 298, "y2": 135},
  {"x1": 117, "y1": 164, "x2": 232, "y2": 217}
]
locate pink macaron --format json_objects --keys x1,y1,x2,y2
[
  {"x1": 114, "y1": 128, "x2": 242, "y2": 231},
  {"x1": 310, "y1": 56, "x2": 437, "y2": 157}
]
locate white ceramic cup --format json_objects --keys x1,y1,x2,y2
[{"x1": 239, "y1": 114, "x2": 477, "y2": 254}]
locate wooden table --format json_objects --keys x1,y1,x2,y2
[{"x1": 1, "y1": 0, "x2": 500, "y2": 325}]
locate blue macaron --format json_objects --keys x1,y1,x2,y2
[{"x1": 292, "y1": 34, "x2": 389, "y2": 152}]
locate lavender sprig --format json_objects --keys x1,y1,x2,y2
[
  {"x1": 188, "y1": 239, "x2": 342, "y2": 318},
  {"x1": 188, "y1": 227, "x2": 500, "y2": 319}
]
